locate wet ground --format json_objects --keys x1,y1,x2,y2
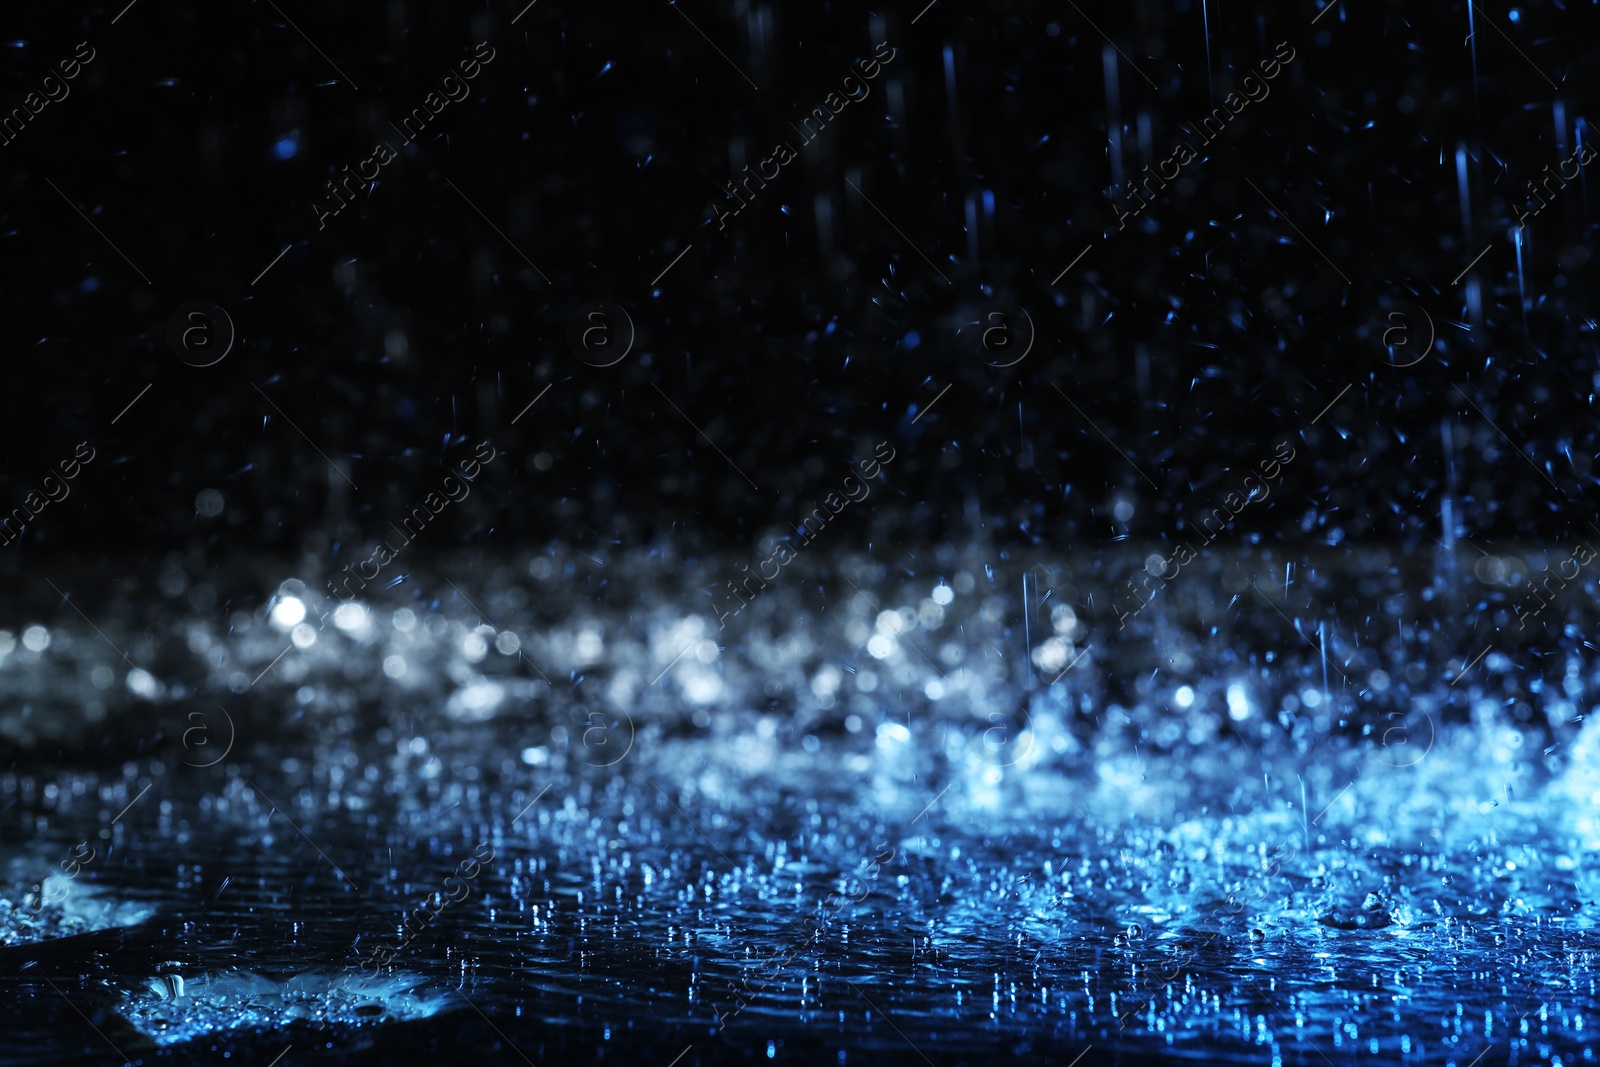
[{"x1": 1, "y1": 544, "x2": 1596, "y2": 1065}]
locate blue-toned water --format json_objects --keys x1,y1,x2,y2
[{"x1": 2, "y1": 544, "x2": 1595, "y2": 1065}]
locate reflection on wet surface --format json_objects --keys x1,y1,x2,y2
[{"x1": 1, "y1": 548, "x2": 1596, "y2": 1064}]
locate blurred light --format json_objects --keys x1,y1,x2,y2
[
  {"x1": 682, "y1": 670, "x2": 722, "y2": 703},
  {"x1": 1227, "y1": 683, "x2": 1250, "y2": 721},
  {"x1": 877, "y1": 721, "x2": 912, "y2": 744},
  {"x1": 456, "y1": 679, "x2": 505, "y2": 717},
  {"x1": 127, "y1": 668, "x2": 160, "y2": 699},
  {"x1": 1032, "y1": 637, "x2": 1070, "y2": 670},
  {"x1": 270, "y1": 598, "x2": 306, "y2": 628},
  {"x1": 22, "y1": 625, "x2": 49, "y2": 651},
  {"x1": 333, "y1": 603, "x2": 369, "y2": 632},
  {"x1": 811, "y1": 666, "x2": 841, "y2": 698}
]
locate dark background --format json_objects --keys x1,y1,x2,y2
[
  {"x1": 3, "y1": 7, "x2": 1599, "y2": 1065},
  {"x1": 0, "y1": 0, "x2": 1595, "y2": 568}
]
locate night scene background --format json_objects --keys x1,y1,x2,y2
[{"x1": 1, "y1": 0, "x2": 1598, "y2": 1064}]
